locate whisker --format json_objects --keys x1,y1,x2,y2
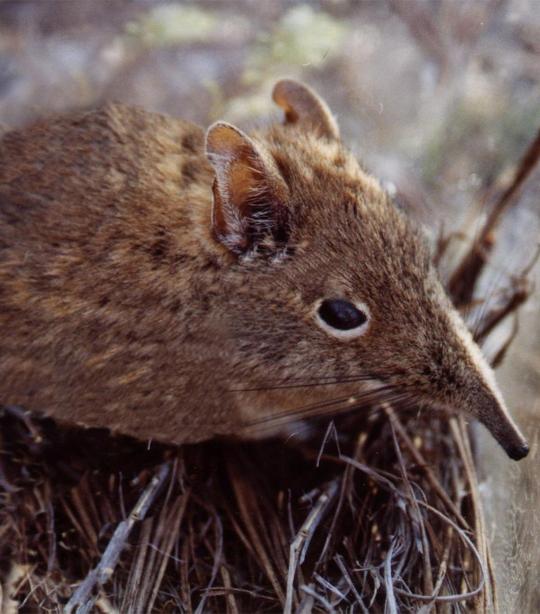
[
  {"x1": 253, "y1": 391, "x2": 420, "y2": 444},
  {"x1": 247, "y1": 394, "x2": 362, "y2": 428},
  {"x1": 471, "y1": 259, "x2": 511, "y2": 336},
  {"x1": 243, "y1": 385, "x2": 412, "y2": 434},
  {"x1": 231, "y1": 373, "x2": 377, "y2": 393}
]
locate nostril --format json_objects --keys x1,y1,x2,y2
[{"x1": 508, "y1": 442, "x2": 529, "y2": 461}]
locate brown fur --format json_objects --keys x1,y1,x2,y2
[{"x1": 0, "y1": 82, "x2": 528, "y2": 458}]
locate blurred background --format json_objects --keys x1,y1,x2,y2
[{"x1": 0, "y1": 0, "x2": 538, "y2": 610}]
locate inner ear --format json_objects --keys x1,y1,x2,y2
[
  {"x1": 206, "y1": 122, "x2": 289, "y2": 255},
  {"x1": 272, "y1": 79, "x2": 340, "y2": 140}
]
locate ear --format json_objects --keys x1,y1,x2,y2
[
  {"x1": 205, "y1": 122, "x2": 289, "y2": 255},
  {"x1": 272, "y1": 79, "x2": 340, "y2": 140}
]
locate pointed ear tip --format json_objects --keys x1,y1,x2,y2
[
  {"x1": 271, "y1": 78, "x2": 340, "y2": 139},
  {"x1": 205, "y1": 120, "x2": 233, "y2": 141},
  {"x1": 205, "y1": 121, "x2": 246, "y2": 154},
  {"x1": 272, "y1": 78, "x2": 308, "y2": 102},
  {"x1": 272, "y1": 78, "x2": 293, "y2": 93},
  {"x1": 205, "y1": 121, "x2": 224, "y2": 152}
]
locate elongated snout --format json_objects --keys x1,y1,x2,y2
[
  {"x1": 445, "y1": 308, "x2": 529, "y2": 461},
  {"x1": 468, "y1": 385, "x2": 528, "y2": 461}
]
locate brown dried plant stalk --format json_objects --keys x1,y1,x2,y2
[{"x1": 0, "y1": 130, "x2": 538, "y2": 613}]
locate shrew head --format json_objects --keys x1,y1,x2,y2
[{"x1": 204, "y1": 79, "x2": 528, "y2": 460}]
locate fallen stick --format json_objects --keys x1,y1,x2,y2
[
  {"x1": 284, "y1": 480, "x2": 339, "y2": 614},
  {"x1": 64, "y1": 462, "x2": 170, "y2": 614}
]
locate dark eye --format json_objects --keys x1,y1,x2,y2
[{"x1": 318, "y1": 299, "x2": 368, "y2": 331}]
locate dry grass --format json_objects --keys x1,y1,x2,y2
[{"x1": 0, "y1": 131, "x2": 538, "y2": 613}]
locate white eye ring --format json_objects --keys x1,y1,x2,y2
[{"x1": 314, "y1": 298, "x2": 371, "y2": 340}]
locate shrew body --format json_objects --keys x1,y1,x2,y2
[{"x1": 0, "y1": 80, "x2": 528, "y2": 459}]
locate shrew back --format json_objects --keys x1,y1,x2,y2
[{"x1": 0, "y1": 104, "x2": 235, "y2": 442}]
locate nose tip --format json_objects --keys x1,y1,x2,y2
[
  {"x1": 468, "y1": 382, "x2": 529, "y2": 462},
  {"x1": 507, "y1": 441, "x2": 529, "y2": 461}
]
